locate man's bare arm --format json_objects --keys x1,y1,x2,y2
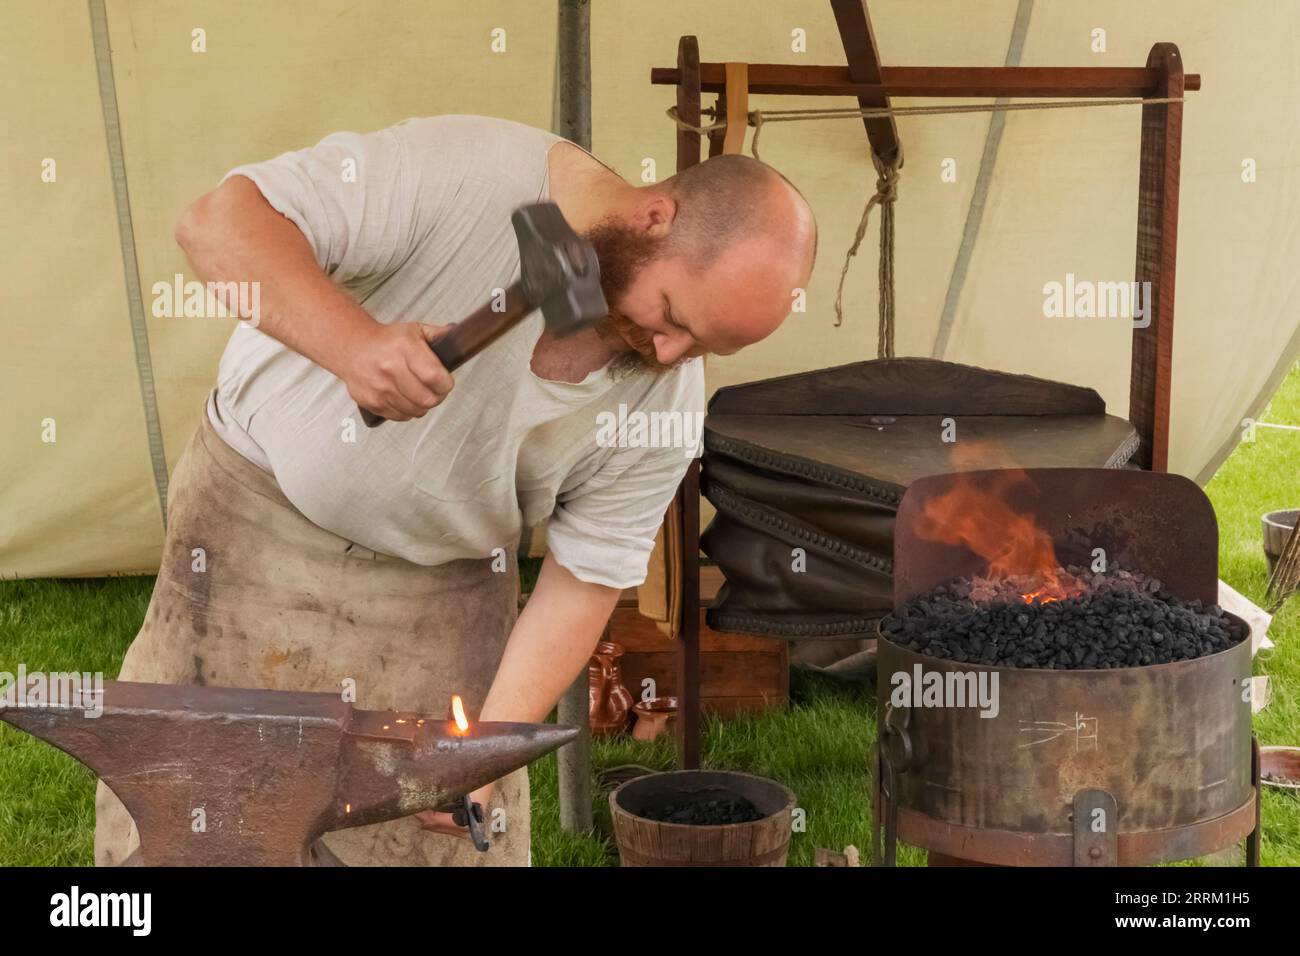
[
  {"x1": 479, "y1": 553, "x2": 621, "y2": 725},
  {"x1": 415, "y1": 553, "x2": 618, "y2": 837},
  {"x1": 174, "y1": 175, "x2": 452, "y2": 421}
]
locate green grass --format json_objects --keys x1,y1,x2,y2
[
  {"x1": 0, "y1": 579, "x2": 150, "y2": 865},
  {"x1": 1205, "y1": 362, "x2": 1300, "y2": 866},
  {"x1": 1, "y1": 365, "x2": 1297, "y2": 866}
]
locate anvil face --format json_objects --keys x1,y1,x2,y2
[{"x1": 0, "y1": 680, "x2": 576, "y2": 866}]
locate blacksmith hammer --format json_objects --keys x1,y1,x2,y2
[
  {"x1": 0, "y1": 680, "x2": 576, "y2": 866},
  {"x1": 359, "y1": 201, "x2": 607, "y2": 426}
]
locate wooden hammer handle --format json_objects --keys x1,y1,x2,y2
[{"x1": 359, "y1": 281, "x2": 531, "y2": 428}]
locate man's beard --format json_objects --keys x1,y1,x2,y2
[{"x1": 583, "y1": 218, "x2": 684, "y2": 377}]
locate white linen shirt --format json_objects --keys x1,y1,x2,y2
[{"x1": 207, "y1": 115, "x2": 703, "y2": 589}]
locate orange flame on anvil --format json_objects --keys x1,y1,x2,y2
[
  {"x1": 449, "y1": 694, "x2": 470, "y2": 735},
  {"x1": 913, "y1": 447, "x2": 1081, "y2": 604}
]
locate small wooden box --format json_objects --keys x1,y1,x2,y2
[{"x1": 607, "y1": 567, "x2": 788, "y2": 716}]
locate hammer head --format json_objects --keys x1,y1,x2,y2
[{"x1": 512, "y1": 202, "x2": 608, "y2": 338}]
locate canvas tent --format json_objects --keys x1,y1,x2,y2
[{"x1": 3, "y1": 0, "x2": 1298, "y2": 578}]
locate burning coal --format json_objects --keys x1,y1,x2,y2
[
  {"x1": 893, "y1": 463, "x2": 1247, "y2": 668},
  {"x1": 883, "y1": 566, "x2": 1246, "y2": 669}
]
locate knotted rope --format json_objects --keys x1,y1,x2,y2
[
  {"x1": 832, "y1": 150, "x2": 900, "y2": 353},
  {"x1": 667, "y1": 96, "x2": 1183, "y2": 358}
]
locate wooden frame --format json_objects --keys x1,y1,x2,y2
[{"x1": 652, "y1": 8, "x2": 1194, "y2": 767}]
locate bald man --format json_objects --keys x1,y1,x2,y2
[{"x1": 94, "y1": 115, "x2": 816, "y2": 867}]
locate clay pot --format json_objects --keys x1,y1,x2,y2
[
  {"x1": 1262, "y1": 509, "x2": 1298, "y2": 573},
  {"x1": 631, "y1": 696, "x2": 678, "y2": 741},
  {"x1": 588, "y1": 640, "x2": 634, "y2": 736}
]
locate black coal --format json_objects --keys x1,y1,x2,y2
[
  {"x1": 637, "y1": 789, "x2": 763, "y2": 825},
  {"x1": 882, "y1": 568, "x2": 1247, "y2": 669}
]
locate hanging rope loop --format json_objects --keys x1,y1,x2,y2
[{"x1": 833, "y1": 150, "x2": 900, "y2": 355}]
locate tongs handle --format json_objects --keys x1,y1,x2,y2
[{"x1": 452, "y1": 796, "x2": 490, "y2": 853}]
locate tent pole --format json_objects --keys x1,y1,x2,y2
[
  {"x1": 674, "y1": 35, "x2": 703, "y2": 772},
  {"x1": 554, "y1": 0, "x2": 594, "y2": 833}
]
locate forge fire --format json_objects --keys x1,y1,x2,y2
[{"x1": 882, "y1": 566, "x2": 1248, "y2": 670}]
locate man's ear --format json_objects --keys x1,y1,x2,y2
[{"x1": 635, "y1": 191, "x2": 678, "y2": 239}]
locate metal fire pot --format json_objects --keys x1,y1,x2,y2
[{"x1": 875, "y1": 468, "x2": 1260, "y2": 867}]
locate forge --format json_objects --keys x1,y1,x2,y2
[
  {"x1": 874, "y1": 467, "x2": 1262, "y2": 867},
  {"x1": 0, "y1": 680, "x2": 576, "y2": 866}
]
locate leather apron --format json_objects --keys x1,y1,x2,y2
[{"x1": 94, "y1": 408, "x2": 527, "y2": 866}]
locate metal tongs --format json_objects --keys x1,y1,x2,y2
[{"x1": 450, "y1": 795, "x2": 489, "y2": 852}]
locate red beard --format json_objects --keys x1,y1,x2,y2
[{"x1": 583, "y1": 219, "x2": 684, "y2": 375}]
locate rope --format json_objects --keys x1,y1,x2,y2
[
  {"x1": 666, "y1": 95, "x2": 1185, "y2": 356},
  {"x1": 831, "y1": 150, "x2": 899, "y2": 353}
]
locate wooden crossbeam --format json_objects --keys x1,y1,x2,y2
[{"x1": 651, "y1": 64, "x2": 1202, "y2": 97}]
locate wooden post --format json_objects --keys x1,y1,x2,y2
[
  {"x1": 554, "y1": 0, "x2": 594, "y2": 832},
  {"x1": 674, "y1": 35, "x2": 703, "y2": 771},
  {"x1": 1129, "y1": 43, "x2": 1185, "y2": 472},
  {"x1": 831, "y1": 0, "x2": 901, "y2": 166},
  {"x1": 675, "y1": 35, "x2": 702, "y2": 170}
]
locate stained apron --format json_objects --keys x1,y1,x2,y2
[{"x1": 94, "y1": 407, "x2": 528, "y2": 866}]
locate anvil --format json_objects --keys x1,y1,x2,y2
[{"x1": 0, "y1": 680, "x2": 576, "y2": 866}]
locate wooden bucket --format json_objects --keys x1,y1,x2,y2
[
  {"x1": 1263, "y1": 509, "x2": 1299, "y2": 572},
  {"x1": 609, "y1": 770, "x2": 796, "y2": 867}
]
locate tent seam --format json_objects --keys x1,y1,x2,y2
[
  {"x1": 88, "y1": 0, "x2": 169, "y2": 528},
  {"x1": 931, "y1": 0, "x2": 1034, "y2": 359}
]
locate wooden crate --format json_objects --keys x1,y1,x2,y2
[{"x1": 607, "y1": 566, "x2": 788, "y2": 716}]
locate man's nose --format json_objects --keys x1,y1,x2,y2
[{"x1": 654, "y1": 332, "x2": 694, "y2": 365}]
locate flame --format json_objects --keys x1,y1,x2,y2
[
  {"x1": 1019, "y1": 588, "x2": 1061, "y2": 605},
  {"x1": 913, "y1": 452, "x2": 1082, "y2": 603},
  {"x1": 450, "y1": 694, "x2": 469, "y2": 734}
]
